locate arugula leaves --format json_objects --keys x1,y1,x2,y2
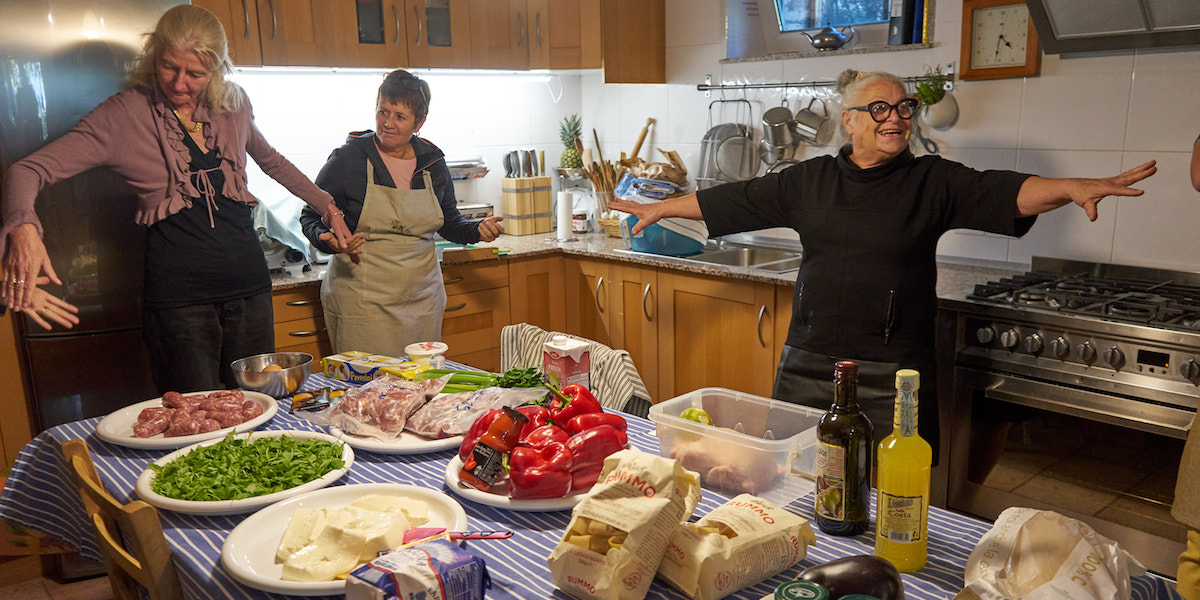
[{"x1": 147, "y1": 432, "x2": 345, "y2": 501}]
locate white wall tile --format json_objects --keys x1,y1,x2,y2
[
  {"x1": 1110, "y1": 151, "x2": 1200, "y2": 270},
  {"x1": 665, "y1": 0, "x2": 724, "y2": 47}
]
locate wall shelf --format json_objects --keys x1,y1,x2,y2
[
  {"x1": 720, "y1": 42, "x2": 935, "y2": 64},
  {"x1": 697, "y1": 62, "x2": 955, "y2": 96}
]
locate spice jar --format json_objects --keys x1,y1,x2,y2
[{"x1": 458, "y1": 405, "x2": 528, "y2": 492}]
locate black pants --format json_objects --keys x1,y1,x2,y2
[
  {"x1": 772, "y1": 344, "x2": 940, "y2": 462},
  {"x1": 143, "y1": 291, "x2": 275, "y2": 394}
]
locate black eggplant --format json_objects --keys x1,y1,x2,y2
[{"x1": 797, "y1": 555, "x2": 904, "y2": 600}]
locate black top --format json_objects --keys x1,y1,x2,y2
[
  {"x1": 698, "y1": 146, "x2": 1035, "y2": 361},
  {"x1": 299, "y1": 133, "x2": 482, "y2": 251},
  {"x1": 143, "y1": 125, "x2": 269, "y2": 309}
]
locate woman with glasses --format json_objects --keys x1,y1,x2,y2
[
  {"x1": 300, "y1": 69, "x2": 504, "y2": 357},
  {"x1": 609, "y1": 69, "x2": 1155, "y2": 451}
]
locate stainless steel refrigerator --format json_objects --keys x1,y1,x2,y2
[{"x1": 0, "y1": 0, "x2": 183, "y2": 433}]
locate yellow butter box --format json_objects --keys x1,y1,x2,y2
[{"x1": 321, "y1": 351, "x2": 409, "y2": 384}]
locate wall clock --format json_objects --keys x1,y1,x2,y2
[{"x1": 959, "y1": 0, "x2": 1041, "y2": 80}]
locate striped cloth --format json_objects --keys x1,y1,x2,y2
[
  {"x1": 0, "y1": 370, "x2": 1182, "y2": 600},
  {"x1": 501, "y1": 323, "x2": 652, "y2": 417}
]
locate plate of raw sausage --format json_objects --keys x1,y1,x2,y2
[{"x1": 94, "y1": 389, "x2": 278, "y2": 450}]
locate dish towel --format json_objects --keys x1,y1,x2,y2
[{"x1": 500, "y1": 323, "x2": 652, "y2": 418}]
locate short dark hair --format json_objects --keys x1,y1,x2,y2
[{"x1": 378, "y1": 70, "x2": 430, "y2": 122}]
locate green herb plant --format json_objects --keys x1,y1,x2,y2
[{"x1": 914, "y1": 66, "x2": 949, "y2": 108}]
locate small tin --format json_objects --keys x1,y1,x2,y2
[{"x1": 775, "y1": 580, "x2": 829, "y2": 600}]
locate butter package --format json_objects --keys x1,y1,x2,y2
[
  {"x1": 345, "y1": 539, "x2": 490, "y2": 600},
  {"x1": 321, "y1": 352, "x2": 410, "y2": 384}
]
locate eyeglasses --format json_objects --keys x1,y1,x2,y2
[
  {"x1": 384, "y1": 73, "x2": 429, "y2": 105},
  {"x1": 847, "y1": 98, "x2": 920, "y2": 122}
]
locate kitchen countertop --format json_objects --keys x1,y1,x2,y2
[{"x1": 270, "y1": 232, "x2": 1028, "y2": 301}]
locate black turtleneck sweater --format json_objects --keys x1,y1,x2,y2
[{"x1": 697, "y1": 146, "x2": 1035, "y2": 361}]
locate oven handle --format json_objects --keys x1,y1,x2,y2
[{"x1": 983, "y1": 376, "x2": 1194, "y2": 440}]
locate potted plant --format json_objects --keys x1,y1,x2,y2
[{"x1": 914, "y1": 66, "x2": 958, "y2": 130}]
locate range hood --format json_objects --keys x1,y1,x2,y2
[{"x1": 1028, "y1": 0, "x2": 1200, "y2": 54}]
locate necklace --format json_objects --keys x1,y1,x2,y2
[{"x1": 172, "y1": 108, "x2": 203, "y2": 133}]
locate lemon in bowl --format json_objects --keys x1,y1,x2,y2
[{"x1": 231, "y1": 352, "x2": 313, "y2": 397}]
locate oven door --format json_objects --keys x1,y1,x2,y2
[{"x1": 947, "y1": 366, "x2": 1193, "y2": 577}]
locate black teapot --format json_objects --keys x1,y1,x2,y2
[{"x1": 802, "y1": 23, "x2": 855, "y2": 51}]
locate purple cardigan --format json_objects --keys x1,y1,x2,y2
[{"x1": 0, "y1": 84, "x2": 332, "y2": 257}]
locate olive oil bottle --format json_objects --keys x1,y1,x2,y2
[
  {"x1": 875, "y1": 369, "x2": 932, "y2": 571},
  {"x1": 814, "y1": 360, "x2": 873, "y2": 536}
]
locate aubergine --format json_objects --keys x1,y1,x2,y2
[{"x1": 797, "y1": 555, "x2": 904, "y2": 600}]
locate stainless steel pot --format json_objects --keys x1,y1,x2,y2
[
  {"x1": 794, "y1": 98, "x2": 832, "y2": 146},
  {"x1": 762, "y1": 104, "x2": 795, "y2": 147},
  {"x1": 759, "y1": 137, "x2": 794, "y2": 165}
]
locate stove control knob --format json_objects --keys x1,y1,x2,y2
[
  {"x1": 1049, "y1": 337, "x2": 1070, "y2": 360},
  {"x1": 999, "y1": 329, "x2": 1020, "y2": 350},
  {"x1": 975, "y1": 327, "x2": 996, "y2": 345},
  {"x1": 1104, "y1": 347, "x2": 1126, "y2": 371},
  {"x1": 1181, "y1": 359, "x2": 1200, "y2": 383},
  {"x1": 1077, "y1": 342, "x2": 1097, "y2": 365},
  {"x1": 1022, "y1": 333, "x2": 1044, "y2": 355}
]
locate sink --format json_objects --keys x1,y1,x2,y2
[
  {"x1": 755, "y1": 256, "x2": 802, "y2": 272},
  {"x1": 686, "y1": 247, "x2": 799, "y2": 267}
]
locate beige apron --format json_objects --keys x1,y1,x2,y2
[{"x1": 322, "y1": 162, "x2": 445, "y2": 357}]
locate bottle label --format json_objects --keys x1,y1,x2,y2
[
  {"x1": 469, "y1": 442, "x2": 506, "y2": 486},
  {"x1": 814, "y1": 440, "x2": 846, "y2": 521},
  {"x1": 878, "y1": 491, "x2": 924, "y2": 542}
]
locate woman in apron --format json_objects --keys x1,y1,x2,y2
[{"x1": 301, "y1": 70, "x2": 503, "y2": 358}]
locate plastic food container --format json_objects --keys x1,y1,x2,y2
[
  {"x1": 621, "y1": 215, "x2": 704, "y2": 257},
  {"x1": 405, "y1": 342, "x2": 449, "y2": 368},
  {"x1": 649, "y1": 387, "x2": 823, "y2": 507}
]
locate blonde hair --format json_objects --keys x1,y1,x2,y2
[
  {"x1": 128, "y1": 5, "x2": 240, "y2": 115},
  {"x1": 835, "y1": 69, "x2": 908, "y2": 142}
]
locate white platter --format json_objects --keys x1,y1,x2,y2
[
  {"x1": 220, "y1": 483, "x2": 468, "y2": 596},
  {"x1": 444, "y1": 455, "x2": 584, "y2": 512},
  {"x1": 94, "y1": 390, "x2": 279, "y2": 450},
  {"x1": 329, "y1": 427, "x2": 462, "y2": 455},
  {"x1": 135, "y1": 430, "x2": 353, "y2": 516}
]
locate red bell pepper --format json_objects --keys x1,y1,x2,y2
[
  {"x1": 564, "y1": 412, "x2": 627, "y2": 435},
  {"x1": 458, "y1": 407, "x2": 501, "y2": 461},
  {"x1": 508, "y1": 442, "x2": 573, "y2": 499},
  {"x1": 521, "y1": 424, "x2": 570, "y2": 448},
  {"x1": 565, "y1": 424, "x2": 625, "y2": 474},
  {"x1": 569, "y1": 465, "x2": 604, "y2": 492},
  {"x1": 548, "y1": 384, "x2": 602, "y2": 423},
  {"x1": 516, "y1": 404, "x2": 552, "y2": 439}
]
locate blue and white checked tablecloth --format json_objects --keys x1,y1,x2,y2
[{"x1": 0, "y1": 369, "x2": 1184, "y2": 600}]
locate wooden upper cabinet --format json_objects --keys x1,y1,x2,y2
[
  {"x1": 196, "y1": 0, "x2": 264, "y2": 66},
  {"x1": 252, "y1": 0, "x2": 356, "y2": 67},
  {"x1": 354, "y1": 0, "x2": 410, "y2": 68},
  {"x1": 526, "y1": 0, "x2": 598, "y2": 70},
  {"x1": 468, "y1": 0, "x2": 528, "y2": 70},
  {"x1": 601, "y1": 0, "x2": 665, "y2": 83},
  {"x1": 419, "y1": 0, "x2": 472, "y2": 68}
]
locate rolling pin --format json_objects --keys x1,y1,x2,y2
[{"x1": 630, "y1": 117, "x2": 655, "y2": 159}]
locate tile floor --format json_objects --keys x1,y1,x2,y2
[{"x1": 0, "y1": 557, "x2": 112, "y2": 600}]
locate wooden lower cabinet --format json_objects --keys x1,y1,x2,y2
[
  {"x1": 656, "y1": 271, "x2": 777, "y2": 399},
  {"x1": 442, "y1": 260, "x2": 511, "y2": 372},
  {"x1": 272, "y1": 285, "x2": 333, "y2": 359},
  {"x1": 773, "y1": 281, "x2": 795, "y2": 378},
  {"x1": 609, "y1": 262, "x2": 659, "y2": 403},
  {"x1": 563, "y1": 257, "x2": 615, "y2": 348},
  {"x1": 508, "y1": 255, "x2": 565, "y2": 333},
  {"x1": 0, "y1": 312, "x2": 33, "y2": 467}
]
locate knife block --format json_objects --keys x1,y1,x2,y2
[{"x1": 501, "y1": 176, "x2": 553, "y2": 235}]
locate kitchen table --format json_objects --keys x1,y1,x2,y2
[{"x1": 0, "y1": 371, "x2": 1183, "y2": 600}]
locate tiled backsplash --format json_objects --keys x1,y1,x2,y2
[{"x1": 236, "y1": 0, "x2": 1200, "y2": 272}]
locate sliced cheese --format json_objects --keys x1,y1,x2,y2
[
  {"x1": 281, "y1": 521, "x2": 369, "y2": 582},
  {"x1": 351, "y1": 494, "x2": 430, "y2": 527},
  {"x1": 275, "y1": 508, "x2": 327, "y2": 563}
]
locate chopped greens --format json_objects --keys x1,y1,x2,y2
[
  {"x1": 493, "y1": 366, "x2": 545, "y2": 388},
  {"x1": 147, "y1": 432, "x2": 345, "y2": 501}
]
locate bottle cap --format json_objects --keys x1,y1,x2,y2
[
  {"x1": 896, "y1": 368, "x2": 919, "y2": 390},
  {"x1": 834, "y1": 360, "x2": 858, "y2": 379},
  {"x1": 775, "y1": 580, "x2": 829, "y2": 600}
]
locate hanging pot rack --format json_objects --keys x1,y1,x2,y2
[{"x1": 697, "y1": 63, "x2": 955, "y2": 97}]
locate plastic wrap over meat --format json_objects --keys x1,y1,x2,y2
[
  {"x1": 406, "y1": 387, "x2": 548, "y2": 439},
  {"x1": 313, "y1": 375, "x2": 449, "y2": 441}
]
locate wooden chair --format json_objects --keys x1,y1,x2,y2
[{"x1": 60, "y1": 439, "x2": 184, "y2": 600}]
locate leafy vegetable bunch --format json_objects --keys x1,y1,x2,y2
[{"x1": 414, "y1": 366, "x2": 547, "y2": 393}]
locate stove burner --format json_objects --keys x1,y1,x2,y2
[
  {"x1": 1106, "y1": 302, "x2": 1155, "y2": 320},
  {"x1": 1056, "y1": 279, "x2": 1098, "y2": 293},
  {"x1": 1017, "y1": 290, "x2": 1048, "y2": 303}
]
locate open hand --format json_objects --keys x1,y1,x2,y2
[
  {"x1": 22, "y1": 281, "x2": 79, "y2": 330},
  {"x1": 607, "y1": 198, "x2": 658, "y2": 235},
  {"x1": 4, "y1": 224, "x2": 59, "y2": 311},
  {"x1": 1074, "y1": 160, "x2": 1157, "y2": 221}
]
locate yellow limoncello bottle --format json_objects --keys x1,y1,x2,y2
[{"x1": 874, "y1": 369, "x2": 931, "y2": 572}]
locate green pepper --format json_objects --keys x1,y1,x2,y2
[{"x1": 679, "y1": 407, "x2": 713, "y2": 425}]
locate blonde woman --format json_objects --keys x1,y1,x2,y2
[{"x1": 0, "y1": 5, "x2": 360, "y2": 392}]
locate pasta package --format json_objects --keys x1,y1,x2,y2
[
  {"x1": 547, "y1": 449, "x2": 701, "y2": 600},
  {"x1": 656, "y1": 494, "x2": 817, "y2": 600}
]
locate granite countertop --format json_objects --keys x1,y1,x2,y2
[{"x1": 270, "y1": 231, "x2": 1028, "y2": 302}]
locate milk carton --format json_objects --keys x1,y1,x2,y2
[{"x1": 542, "y1": 335, "x2": 590, "y2": 389}]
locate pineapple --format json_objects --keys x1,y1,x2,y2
[{"x1": 559, "y1": 114, "x2": 583, "y2": 169}]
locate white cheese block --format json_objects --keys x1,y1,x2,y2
[
  {"x1": 275, "y1": 508, "x2": 327, "y2": 563},
  {"x1": 351, "y1": 494, "x2": 430, "y2": 527},
  {"x1": 281, "y1": 522, "x2": 369, "y2": 582}
]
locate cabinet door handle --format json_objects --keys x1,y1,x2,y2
[
  {"x1": 756, "y1": 305, "x2": 767, "y2": 348},
  {"x1": 289, "y1": 327, "x2": 326, "y2": 338},
  {"x1": 517, "y1": 11, "x2": 525, "y2": 49},
  {"x1": 445, "y1": 303, "x2": 467, "y2": 312},
  {"x1": 536, "y1": 12, "x2": 542, "y2": 50},
  {"x1": 285, "y1": 299, "x2": 317, "y2": 307},
  {"x1": 443, "y1": 276, "x2": 464, "y2": 285},
  {"x1": 267, "y1": 0, "x2": 277, "y2": 41},
  {"x1": 642, "y1": 283, "x2": 652, "y2": 321},
  {"x1": 240, "y1": 0, "x2": 250, "y2": 40},
  {"x1": 392, "y1": 3, "x2": 400, "y2": 45},
  {"x1": 594, "y1": 276, "x2": 605, "y2": 314},
  {"x1": 413, "y1": 5, "x2": 422, "y2": 46}
]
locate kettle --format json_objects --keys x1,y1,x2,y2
[{"x1": 802, "y1": 23, "x2": 855, "y2": 51}]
